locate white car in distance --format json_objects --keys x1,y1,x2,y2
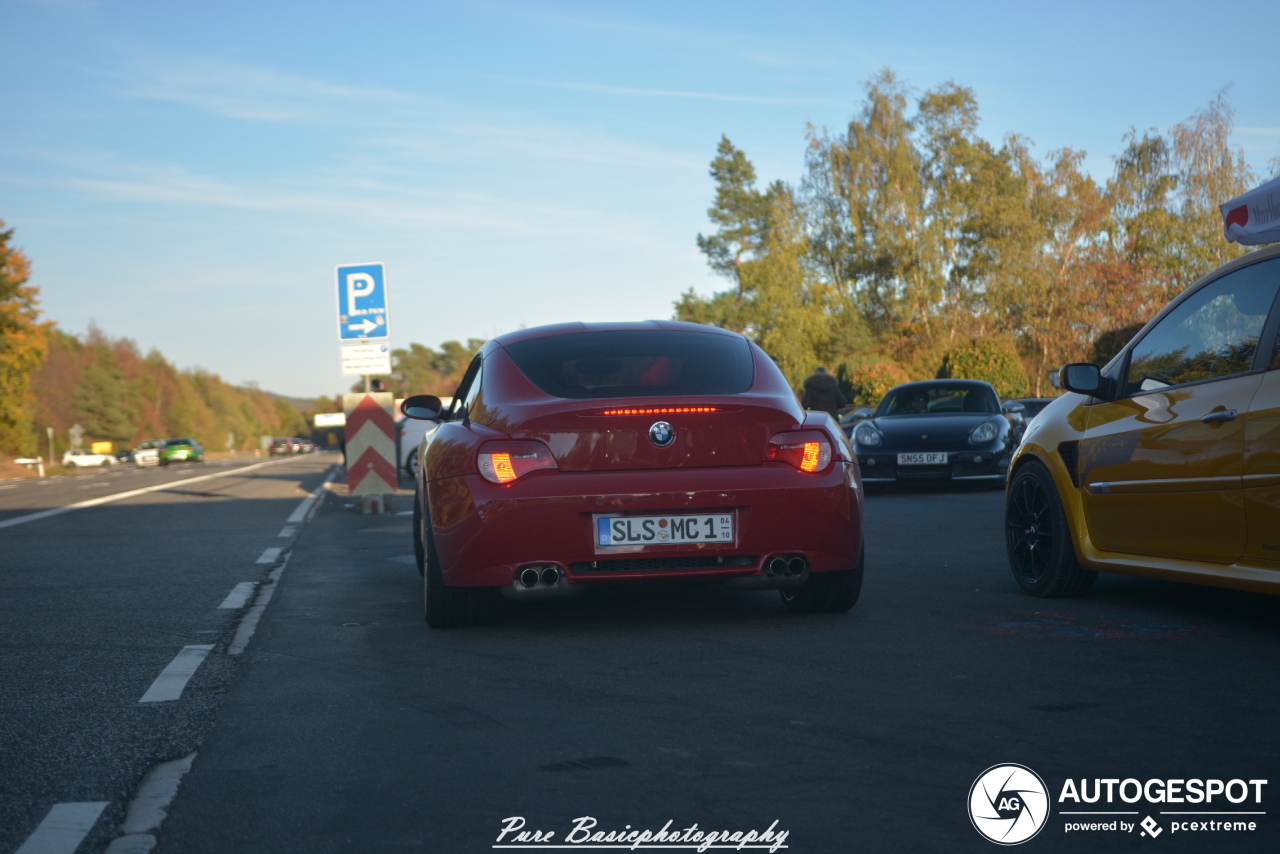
[
  {"x1": 62, "y1": 448, "x2": 117, "y2": 469},
  {"x1": 133, "y1": 440, "x2": 165, "y2": 467}
]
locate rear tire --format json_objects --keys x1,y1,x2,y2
[
  {"x1": 781, "y1": 549, "x2": 863, "y2": 614},
  {"x1": 422, "y1": 499, "x2": 494, "y2": 628},
  {"x1": 412, "y1": 492, "x2": 426, "y2": 577},
  {"x1": 1005, "y1": 461, "x2": 1096, "y2": 597}
]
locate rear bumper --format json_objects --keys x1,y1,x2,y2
[
  {"x1": 858, "y1": 449, "x2": 1009, "y2": 482},
  {"x1": 427, "y1": 463, "x2": 863, "y2": 587}
]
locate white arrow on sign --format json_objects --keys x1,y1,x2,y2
[{"x1": 346, "y1": 317, "x2": 385, "y2": 334}]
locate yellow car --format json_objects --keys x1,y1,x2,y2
[{"x1": 1006, "y1": 243, "x2": 1280, "y2": 596}]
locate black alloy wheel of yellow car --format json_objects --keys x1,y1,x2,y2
[{"x1": 1005, "y1": 462, "x2": 1096, "y2": 597}]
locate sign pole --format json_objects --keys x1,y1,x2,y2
[{"x1": 336, "y1": 262, "x2": 395, "y2": 512}]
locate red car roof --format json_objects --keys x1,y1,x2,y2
[{"x1": 488, "y1": 320, "x2": 744, "y2": 351}]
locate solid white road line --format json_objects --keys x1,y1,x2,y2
[
  {"x1": 277, "y1": 525, "x2": 296, "y2": 538},
  {"x1": 217, "y1": 582, "x2": 257, "y2": 609},
  {"x1": 228, "y1": 562, "x2": 285, "y2": 655},
  {"x1": 0, "y1": 457, "x2": 304, "y2": 530},
  {"x1": 138, "y1": 645, "x2": 214, "y2": 703},
  {"x1": 118, "y1": 752, "x2": 196, "y2": 835},
  {"x1": 14, "y1": 801, "x2": 109, "y2": 854},
  {"x1": 228, "y1": 465, "x2": 338, "y2": 656},
  {"x1": 255, "y1": 547, "x2": 282, "y2": 565},
  {"x1": 285, "y1": 482, "x2": 327, "y2": 523}
]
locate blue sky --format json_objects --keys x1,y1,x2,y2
[{"x1": 4, "y1": 0, "x2": 1278, "y2": 398}]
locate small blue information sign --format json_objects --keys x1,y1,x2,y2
[{"x1": 335, "y1": 263, "x2": 390, "y2": 341}]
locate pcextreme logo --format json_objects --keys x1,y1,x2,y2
[{"x1": 969, "y1": 764, "x2": 1050, "y2": 845}]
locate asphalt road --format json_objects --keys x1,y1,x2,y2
[
  {"x1": 3, "y1": 470, "x2": 1278, "y2": 853},
  {"x1": 0, "y1": 454, "x2": 337, "y2": 854},
  {"x1": 0, "y1": 457, "x2": 305, "y2": 526}
]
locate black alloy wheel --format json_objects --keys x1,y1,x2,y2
[{"x1": 1005, "y1": 461, "x2": 1095, "y2": 597}]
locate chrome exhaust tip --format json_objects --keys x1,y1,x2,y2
[
  {"x1": 788, "y1": 557, "x2": 807, "y2": 576},
  {"x1": 767, "y1": 557, "x2": 788, "y2": 577},
  {"x1": 540, "y1": 565, "x2": 561, "y2": 586},
  {"x1": 519, "y1": 567, "x2": 540, "y2": 588}
]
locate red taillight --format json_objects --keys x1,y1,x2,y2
[
  {"x1": 766, "y1": 430, "x2": 833, "y2": 474},
  {"x1": 594, "y1": 406, "x2": 722, "y2": 416},
  {"x1": 478, "y1": 441, "x2": 556, "y2": 485}
]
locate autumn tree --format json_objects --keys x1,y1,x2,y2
[
  {"x1": 681, "y1": 75, "x2": 1261, "y2": 398},
  {"x1": 386, "y1": 339, "x2": 485, "y2": 397},
  {"x1": 0, "y1": 222, "x2": 48, "y2": 456}
]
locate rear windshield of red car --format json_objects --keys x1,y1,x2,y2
[{"x1": 502, "y1": 330, "x2": 755, "y2": 399}]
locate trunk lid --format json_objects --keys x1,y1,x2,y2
[{"x1": 519, "y1": 398, "x2": 799, "y2": 472}]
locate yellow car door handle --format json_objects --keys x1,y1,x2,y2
[{"x1": 1200, "y1": 409, "x2": 1237, "y2": 424}]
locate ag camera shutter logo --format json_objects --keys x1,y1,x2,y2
[{"x1": 969, "y1": 764, "x2": 1050, "y2": 845}]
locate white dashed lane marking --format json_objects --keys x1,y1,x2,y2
[
  {"x1": 14, "y1": 801, "x2": 108, "y2": 854},
  {"x1": 255, "y1": 547, "x2": 282, "y2": 565},
  {"x1": 138, "y1": 645, "x2": 214, "y2": 703},
  {"x1": 277, "y1": 525, "x2": 296, "y2": 537},
  {"x1": 218, "y1": 582, "x2": 257, "y2": 609}
]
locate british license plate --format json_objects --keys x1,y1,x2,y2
[
  {"x1": 898, "y1": 452, "x2": 947, "y2": 465},
  {"x1": 597, "y1": 514, "x2": 734, "y2": 548}
]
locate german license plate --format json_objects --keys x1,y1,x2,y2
[
  {"x1": 597, "y1": 514, "x2": 734, "y2": 548},
  {"x1": 898, "y1": 452, "x2": 947, "y2": 465}
]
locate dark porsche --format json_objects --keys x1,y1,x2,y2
[{"x1": 850, "y1": 380, "x2": 1023, "y2": 485}]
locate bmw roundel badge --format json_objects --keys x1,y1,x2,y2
[{"x1": 648, "y1": 421, "x2": 675, "y2": 448}]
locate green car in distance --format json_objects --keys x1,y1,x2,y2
[{"x1": 158, "y1": 437, "x2": 204, "y2": 465}]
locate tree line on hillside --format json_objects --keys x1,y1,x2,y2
[
  {"x1": 31, "y1": 325, "x2": 310, "y2": 457},
  {"x1": 679, "y1": 70, "x2": 1265, "y2": 401},
  {"x1": 1, "y1": 215, "x2": 484, "y2": 460},
  {"x1": 0, "y1": 222, "x2": 310, "y2": 458}
]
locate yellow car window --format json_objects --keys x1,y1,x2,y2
[{"x1": 1124, "y1": 258, "x2": 1280, "y2": 395}]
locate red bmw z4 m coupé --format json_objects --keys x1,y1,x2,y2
[{"x1": 402, "y1": 321, "x2": 865, "y2": 627}]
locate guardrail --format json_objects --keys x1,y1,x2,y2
[{"x1": 13, "y1": 457, "x2": 44, "y2": 477}]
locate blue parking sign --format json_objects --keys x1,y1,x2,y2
[{"x1": 336, "y1": 263, "x2": 390, "y2": 341}]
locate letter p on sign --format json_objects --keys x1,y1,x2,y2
[{"x1": 346, "y1": 273, "x2": 376, "y2": 314}]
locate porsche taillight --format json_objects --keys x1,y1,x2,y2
[
  {"x1": 477, "y1": 441, "x2": 557, "y2": 485},
  {"x1": 765, "y1": 430, "x2": 833, "y2": 474}
]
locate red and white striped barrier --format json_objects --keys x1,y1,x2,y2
[{"x1": 343, "y1": 392, "x2": 397, "y2": 496}]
